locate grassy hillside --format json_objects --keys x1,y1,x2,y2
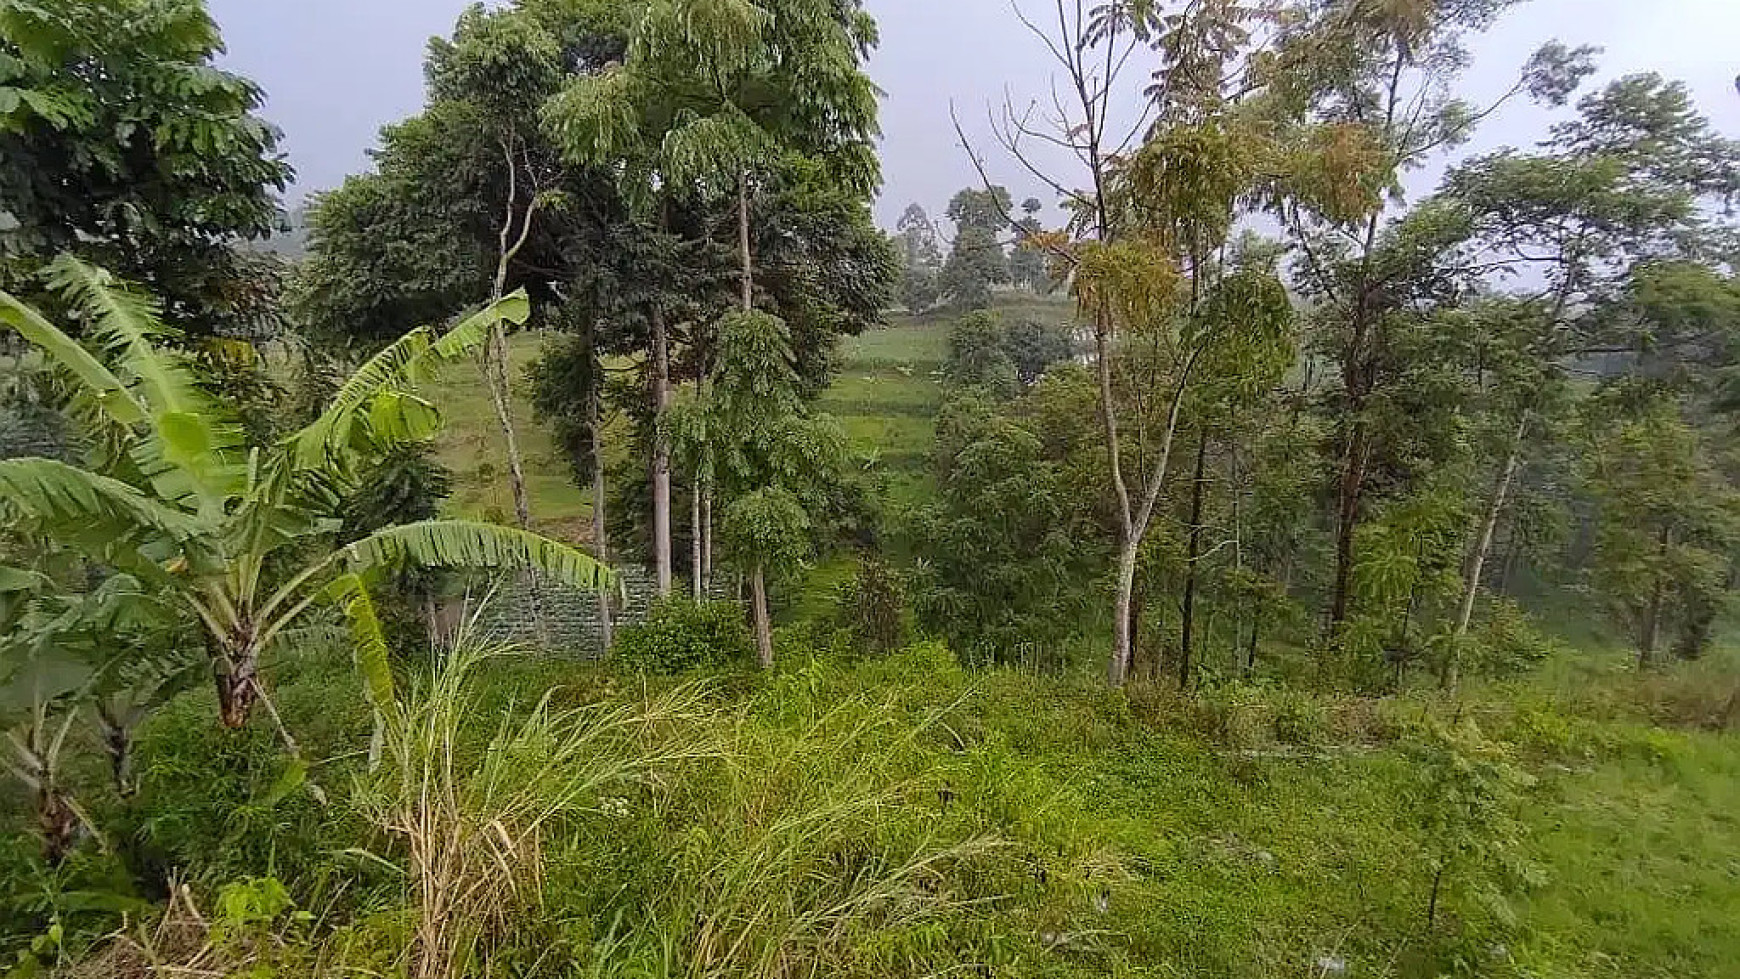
[
  {"x1": 427, "y1": 332, "x2": 593, "y2": 542},
  {"x1": 15, "y1": 635, "x2": 1734, "y2": 978},
  {"x1": 427, "y1": 292, "x2": 1074, "y2": 543}
]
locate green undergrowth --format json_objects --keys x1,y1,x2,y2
[{"x1": 5, "y1": 636, "x2": 1737, "y2": 978}]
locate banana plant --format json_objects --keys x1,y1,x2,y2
[{"x1": 0, "y1": 257, "x2": 612, "y2": 731}]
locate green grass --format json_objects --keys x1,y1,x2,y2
[
  {"x1": 428, "y1": 331, "x2": 595, "y2": 542},
  {"x1": 417, "y1": 293, "x2": 1074, "y2": 545},
  {"x1": 15, "y1": 638, "x2": 1740, "y2": 978}
]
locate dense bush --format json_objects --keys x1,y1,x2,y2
[
  {"x1": 832, "y1": 558, "x2": 910, "y2": 656},
  {"x1": 613, "y1": 599, "x2": 756, "y2": 672}
]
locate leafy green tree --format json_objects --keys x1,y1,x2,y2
[
  {"x1": 939, "y1": 187, "x2": 1011, "y2": 310},
  {"x1": 1007, "y1": 196, "x2": 1050, "y2": 291},
  {"x1": 895, "y1": 203, "x2": 942, "y2": 312},
  {"x1": 1000, "y1": 318, "x2": 1075, "y2": 387},
  {"x1": 0, "y1": 261, "x2": 609, "y2": 733},
  {"x1": 961, "y1": 0, "x2": 1407, "y2": 684},
  {"x1": 944, "y1": 311, "x2": 1017, "y2": 397},
  {"x1": 0, "y1": 0, "x2": 293, "y2": 336},
  {"x1": 1270, "y1": 0, "x2": 1600, "y2": 630},
  {"x1": 913, "y1": 391, "x2": 1102, "y2": 665},
  {"x1": 1427, "y1": 72, "x2": 1737, "y2": 683},
  {"x1": 545, "y1": 0, "x2": 883, "y2": 595},
  {"x1": 1584, "y1": 393, "x2": 1739, "y2": 667},
  {"x1": 1407, "y1": 718, "x2": 1537, "y2": 935},
  {"x1": 678, "y1": 309, "x2": 852, "y2": 665}
]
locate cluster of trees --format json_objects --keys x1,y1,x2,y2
[
  {"x1": 915, "y1": 0, "x2": 1740, "y2": 689},
  {"x1": 289, "y1": 0, "x2": 897, "y2": 662},
  {"x1": 893, "y1": 189, "x2": 1052, "y2": 312}
]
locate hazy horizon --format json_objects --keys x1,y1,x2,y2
[{"x1": 208, "y1": 0, "x2": 1740, "y2": 231}]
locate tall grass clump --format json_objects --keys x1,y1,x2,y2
[{"x1": 352, "y1": 636, "x2": 721, "y2": 979}]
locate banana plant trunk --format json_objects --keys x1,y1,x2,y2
[
  {"x1": 213, "y1": 637, "x2": 261, "y2": 729},
  {"x1": 36, "y1": 785, "x2": 77, "y2": 865}
]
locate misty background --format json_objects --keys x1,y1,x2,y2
[{"x1": 207, "y1": 0, "x2": 1740, "y2": 233}]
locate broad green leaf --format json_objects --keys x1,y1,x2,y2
[
  {"x1": 0, "y1": 288, "x2": 144, "y2": 427},
  {"x1": 341, "y1": 520, "x2": 613, "y2": 592}
]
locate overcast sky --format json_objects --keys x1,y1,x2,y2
[{"x1": 208, "y1": 0, "x2": 1740, "y2": 229}]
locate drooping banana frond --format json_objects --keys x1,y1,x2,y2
[
  {"x1": 0, "y1": 288, "x2": 144, "y2": 427},
  {"x1": 322, "y1": 572, "x2": 395, "y2": 714},
  {"x1": 340, "y1": 520, "x2": 613, "y2": 592},
  {"x1": 45, "y1": 256, "x2": 245, "y2": 517},
  {"x1": 0, "y1": 459, "x2": 207, "y2": 589},
  {"x1": 288, "y1": 290, "x2": 530, "y2": 471},
  {"x1": 0, "y1": 458, "x2": 206, "y2": 545}
]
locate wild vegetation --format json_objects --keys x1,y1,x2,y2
[{"x1": 2, "y1": 0, "x2": 1739, "y2": 977}]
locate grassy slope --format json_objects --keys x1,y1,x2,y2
[
  {"x1": 425, "y1": 291, "x2": 1073, "y2": 544},
  {"x1": 330, "y1": 297, "x2": 1740, "y2": 976},
  {"x1": 428, "y1": 332, "x2": 593, "y2": 542},
  {"x1": 67, "y1": 640, "x2": 1740, "y2": 979}
]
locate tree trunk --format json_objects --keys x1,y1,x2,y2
[
  {"x1": 1110, "y1": 540, "x2": 1139, "y2": 685},
  {"x1": 701, "y1": 490, "x2": 714, "y2": 590},
  {"x1": 489, "y1": 131, "x2": 536, "y2": 534},
  {"x1": 1329, "y1": 421, "x2": 1369, "y2": 628},
  {"x1": 738, "y1": 170, "x2": 754, "y2": 312},
  {"x1": 691, "y1": 485, "x2": 704, "y2": 600},
  {"x1": 1639, "y1": 525, "x2": 1671, "y2": 669},
  {"x1": 751, "y1": 563, "x2": 773, "y2": 669},
  {"x1": 484, "y1": 325, "x2": 532, "y2": 532},
  {"x1": 1179, "y1": 429, "x2": 1209, "y2": 690},
  {"x1": 1445, "y1": 416, "x2": 1528, "y2": 691},
  {"x1": 591, "y1": 389, "x2": 613, "y2": 654},
  {"x1": 651, "y1": 304, "x2": 672, "y2": 596},
  {"x1": 1245, "y1": 619, "x2": 1260, "y2": 678}
]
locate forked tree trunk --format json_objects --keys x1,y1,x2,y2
[
  {"x1": 1179, "y1": 429, "x2": 1209, "y2": 690},
  {"x1": 650, "y1": 304, "x2": 673, "y2": 597},
  {"x1": 489, "y1": 131, "x2": 538, "y2": 534},
  {"x1": 1445, "y1": 415, "x2": 1528, "y2": 691},
  {"x1": 751, "y1": 564, "x2": 773, "y2": 669}
]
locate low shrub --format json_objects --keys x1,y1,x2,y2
[
  {"x1": 613, "y1": 599, "x2": 755, "y2": 672},
  {"x1": 832, "y1": 557, "x2": 911, "y2": 656}
]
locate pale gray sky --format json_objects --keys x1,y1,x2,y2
[{"x1": 208, "y1": 0, "x2": 1740, "y2": 228}]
